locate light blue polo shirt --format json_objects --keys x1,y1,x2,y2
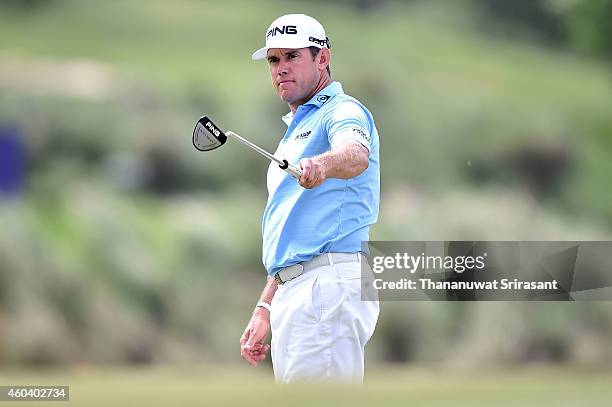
[{"x1": 262, "y1": 81, "x2": 380, "y2": 277}]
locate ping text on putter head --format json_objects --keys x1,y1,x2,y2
[{"x1": 193, "y1": 116, "x2": 302, "y2": 179}]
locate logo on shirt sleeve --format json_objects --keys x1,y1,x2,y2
[{"x1": 352, "y1": 128, "x2": 371, "y2": 143}]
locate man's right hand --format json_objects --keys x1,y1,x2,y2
[{"x1": 239, "y1": 307, "x2": 271, "y2": 367}]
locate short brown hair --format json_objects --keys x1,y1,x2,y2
[{"x1": 309, "y1": 46, "x2": 331, "y2": 76}]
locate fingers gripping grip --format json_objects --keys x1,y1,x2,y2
[{"x1": 280, "y1": 159, "x2": 302, "y2": 179}]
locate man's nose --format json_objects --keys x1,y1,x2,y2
[{"x1": 277, "y1": 59, "x2": 290, "y2": 75}]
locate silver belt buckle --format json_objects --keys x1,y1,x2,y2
[
  {"x1": 275, "y1": 263, "x2": 304, "y2": 285},
  {"x1": 274, "y1": 272, "x2": 283, "y2": 285}
]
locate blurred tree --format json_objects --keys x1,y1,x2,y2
[
  {"x1": 0, "y1": 0, "x2": 56, "y2": 11},
  {"x1": 561, "y1": 0, "x2": 612, "y2": 59},
  {"x1": 473, "y1": 0, "x2": 567, "y2": 44},
  {"x1": 307, "y1": 0, "x2": 391, "y2": 12},
  {"x1": 466, "y1": 142, "x2": 574, "y2": 200},
  {"x1": 474, "y1": 0, "x2": 612, "y2": 60}
]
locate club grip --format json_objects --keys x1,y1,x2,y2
[{"x1": 280, "y1": 159, "x2": 302, "y2": 179}]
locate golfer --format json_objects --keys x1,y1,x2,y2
[{"x1": 239, "y1": 13, "x2": 380, "y2": 383}]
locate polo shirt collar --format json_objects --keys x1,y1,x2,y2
[
  {"x1": 304, "y1": 81, "x2": 343, "y2": 108},
  {"x1": 281, "y1": 81, "x2": 343, "y2": 125}
]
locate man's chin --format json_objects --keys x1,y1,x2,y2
[
  {"x1": 277, "y1": 89, "x2": 298, "y2": 103},
  {"x1": 278, "y1": 93, "x2": 293, "y2": 103}
]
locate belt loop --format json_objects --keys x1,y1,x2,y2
[
  {"x1": 357, "y1": 252, "x2": 362, "y2": 263},
  {"x1": 327, "y1": 253, "x2": 334, "y2": 266}
]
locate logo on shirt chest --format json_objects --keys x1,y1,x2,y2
[{"x1": 295, "y1": 130, "x2": 312, "y2": 140}]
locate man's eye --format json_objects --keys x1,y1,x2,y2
[
  {"x1": 288, "y1": 54, "x2": 297, "y2": 59},
  {"x1": 268, "y1": 58, "x2": 278, "y2": 64}
]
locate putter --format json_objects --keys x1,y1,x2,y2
[{"x1": 193, "y1": 116, "x2": 302, "y2": 179}]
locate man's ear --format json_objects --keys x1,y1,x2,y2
[{"x1": 317, "y1": 48, "x2": 331, "y2": 72}]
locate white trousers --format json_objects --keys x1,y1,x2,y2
[{"x1": 270, "y1": 255, "x2": 379, "y2": 383}]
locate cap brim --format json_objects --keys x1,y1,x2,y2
[
  {"x1": 251, "y1": 47, "x2": 268, "y2": 60},
  {"x1": 252, "y1": 41, "x2": 326, "y2": 60}
]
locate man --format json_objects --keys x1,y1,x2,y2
[{"x1": 239, "y1": 13, "x2": 380, "y2": 383}]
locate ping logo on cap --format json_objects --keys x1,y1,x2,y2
[{"x1": 267, "y1": 25, "x2": 298, "y2": 38}]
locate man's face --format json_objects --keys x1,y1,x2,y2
[{"x1": 267, "y1": 48, "x2": 321, "y2": 106}]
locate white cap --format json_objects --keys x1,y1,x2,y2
[{"x1": 251, "y1": 14, "x2": 330, "y2": 60}]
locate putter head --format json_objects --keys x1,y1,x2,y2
[{"x1": 192, "y1": 116, "x2": 228, "y2": 151}]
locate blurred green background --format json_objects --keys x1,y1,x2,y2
[{"x1": 1, "y1": 0, "x2": 612, "y2": 404}]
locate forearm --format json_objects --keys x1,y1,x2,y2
[
  {"x1": 316, "y1": 141, "x2": 369, "y2": 179},
  {"x1": 258, "y1": 277, "x2": 278, "y2": 306},
  {"x1": 251, "y1": 277, "x2": 277, "y2": 320}
]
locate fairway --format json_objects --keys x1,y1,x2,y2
[{"x1": 1, "y1": 366, "x2": 611, "y2": 406}]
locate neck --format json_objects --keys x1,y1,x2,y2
[{"x1": 289, "y1": 75, "x2": 332, "y2": 114}]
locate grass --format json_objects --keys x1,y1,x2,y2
[{"x1": 0, "y1": 365, "x2": 611, "y2": 407}]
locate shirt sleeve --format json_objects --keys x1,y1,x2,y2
[{"x1": 325, "y1": 100, "x2": 372, "y2": 151}]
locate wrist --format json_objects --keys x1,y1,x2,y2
[
  {"x1": 254, "y1": 301, "x2": 271, "y2": 315},
  {"x1": 314, "y1": 156, "x2": 328, "y2": 179}
]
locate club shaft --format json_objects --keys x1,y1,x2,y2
[{"x1": 226, "y1": 131, "x2": 285, "y2": 166}]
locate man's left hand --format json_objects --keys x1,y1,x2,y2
[{"x1": 297, "y1": 157, "x2": 326, "y2": 189}]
